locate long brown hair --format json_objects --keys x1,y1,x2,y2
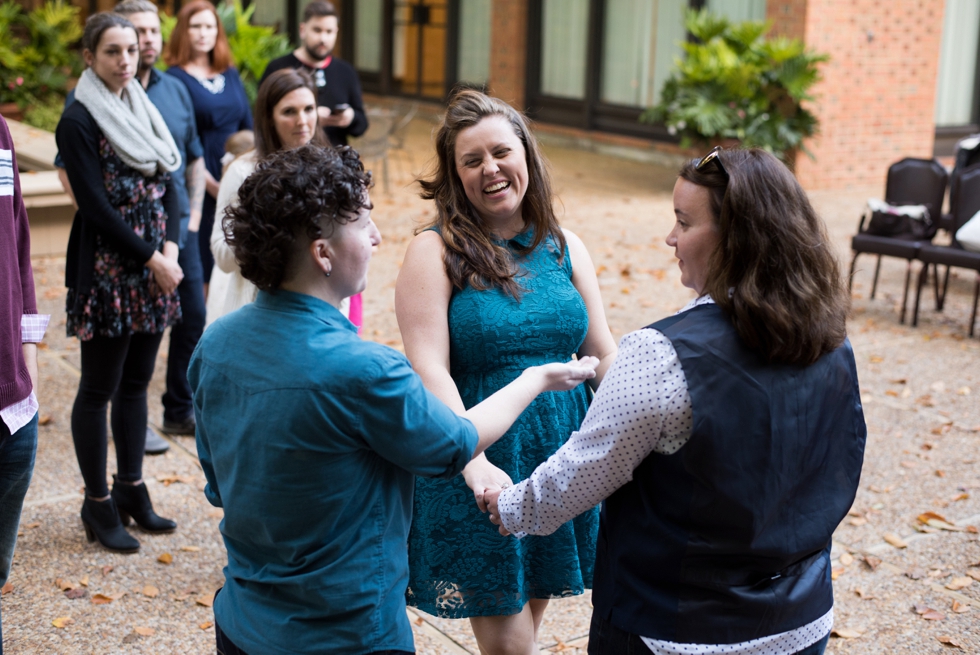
[
  {"x1": 164, "y1": 1, "x2": 232, "y2": 71},
  {"x1": 254, "y1": 69, "x2": 328, "y2": 157},
  {"x1": 418, "y1": 88, "x2": 565, "y2": 297},
  {"x1": 680, "y1": 148, "x2": 848, "y2": 366}
]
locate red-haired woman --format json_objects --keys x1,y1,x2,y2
[{"x1": 165, "y1": 1, "x2": 251, "y2": 293}]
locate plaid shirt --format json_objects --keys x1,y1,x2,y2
[{"x1": 0, "y1": 313, "x2": 50, "y2": 434}]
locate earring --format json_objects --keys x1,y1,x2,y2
[{"x1": 325, "y1": 271, "x2": 331, "y2": 278}]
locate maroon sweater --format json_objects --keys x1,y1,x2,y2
[{"x1": 0, "y1": 115, "x2": 37, "y2": 411}]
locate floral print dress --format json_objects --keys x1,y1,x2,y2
[{"x1": 66, "y1": 137, "x2": 181, "y2": 341}]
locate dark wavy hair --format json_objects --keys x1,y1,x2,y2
[
  {"x1": 82, "y1": 12, "x2": 136, "y2": 54},
  {"x1": 418, "y1": 88, "x2": 565, "y2": 298},
  {"x1": 680, "y1": 148, "x2": 848, "y2": 366},
  {"x1": 165, "y1": 1, "x2": 232, "y2": 71},
  {"x1": 254, "y1": 69, "x2": 328, "y2": 157},
  {"x1": 224, "y1": 144, "x2": 372, "y2": 290}
]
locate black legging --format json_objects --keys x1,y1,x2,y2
[{"x1": 71, "y1": 332, "x2": 165, "y2": 498}]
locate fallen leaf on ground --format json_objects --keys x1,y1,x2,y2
[
  {"x1": 936, "y1": 470, "x2": 947, "y2": 477},
  {"x1": 831, "y1": 628, "x2": 863, "y2": 638},
  {"x1": 157, "y1": 553, "x2": 173, "y2": 565},
  {"x1": 855, "y1": 588, "x2": 876, "y2": 600},
  {"x1": 831, "y1": 567, "x2": 845, "y2": 580},
  {"x1": 915, "y1": 605, "x2": 946, "y2": 621},
  {"x1": 965, "y1": 569, "x2": 980, "y2": 581},
  {"x1": 91, "y1": 593, "x2": 114, "y2": 604},
  {"x1": 200, "y1": 621, "x2": 214, "y2": 630},
  {"x1": 180, "y1": 545, "x2": 200, "y2": 552},
  {"x1": 1, "y1": 582, "x2": 12, "y2": 595},
  {"x1": 37, "y1": 415, "x2": 53, "y2": 425},
  {"x1": 864, "y1": 555, "x2": 883, "y2": 572},
  {"x1": 869, "y1": 356, "x2": 884, "y2": 363},
  {"x1": 883, "y1": 533, "x2": 908, "y2": 548},
  {"x1": 839, "y1": 552, "x2": 854, "y2": 566},
  {"x1": 101, "y1": 565, "x2": 113, "y2": 576},
  {"x1": 51, "y1": 616, "x2": 73, "y2": 629},
  {"x1": 23, "y1": 521, "x2": 40, "y2": 528},
  {"x1": 966, "y1": 525, "x2": 978, "y2": 533},
  {"x1": 155, "y1": 474, "x2": 197, "y2": 486},
  {"x1": 938, "y1": 635, "x2": 964, "y2": 648},
  {"x1": 901, "y1": 460, "x2": 918, "y2": 468},
  {"x1": 133, "y1": 626, "x2": 155, "y2": 636},
  {"x1": 64, "y1": 588, "x2": 87, "y2": 600},
  {"x1": 413, "y1": 616, "x2": 423, "y2": 627},
  {"x1": 55, "y1": 578, "x2": 75, "y2": 591},
  {"x1": 956, "y1": 386, "x2": 971, "y2": 395},
  {"x1": 951, "y1": 493, "x2": 969, "y2": 502},
  {"x1": 952, "y1": 600, "x2": 971, "y2": 613},
  {"x1": 918, "y1": 512, "x2": 964, "y2": 531},
  {"x1": 141, "y1": 585, "x2": 159, "y2": 598},
  {"x1": 946, "y1": 577, "x2": 973, "y2": 591},
  {"x1": 849, "y1": 517, "x2": 868, "y2": 526},
  {"x1": 906, "y1": 567, "x2": 925, "y2": 579},
  {"x1": 885, "y1": 390, "x2": 899, "y2": 397},
  {"x1": 196, "y1": 592, "x2": 214, "y2": 608},
  {"x1": 79, "y1": 575, "x2": 89, "y2": 587}
]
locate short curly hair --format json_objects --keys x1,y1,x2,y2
[{"x1": 224, "y1": 144, "x2": 372, "y2": 290}]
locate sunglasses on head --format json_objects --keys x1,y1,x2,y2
[{"x1": 695, "y1": 146, "x2": 729, "y2": 181}]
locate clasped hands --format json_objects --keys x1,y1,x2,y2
[{"x1": 463, "y1": 456, "x2": 513, "y2": 537}]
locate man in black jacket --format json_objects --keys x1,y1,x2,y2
[{"x1": 260, "y1": 1, "x2": 368, "y2": 147}]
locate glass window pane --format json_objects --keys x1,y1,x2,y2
[
  {"x1": 355, "y1": 0, "x2": 384, "y2": 73},
  {"x1": 458, "y1": 0, "x2": 491, "y2": 85},
  {"x1": 705, "y1": 0, "x2": 767, "y2": 23},
  {"x1": 935, "y1": 0, "x2": 980, "y2": 126},
  {"x1": 540, "y1": 0, "x2": 589, "y2": 100},
  {"x1": 601, "y1": 0, "x2": 686, "y2": 108},
  {"x1": 252, "y1": 1, "x2": 287, "y2": 29}
]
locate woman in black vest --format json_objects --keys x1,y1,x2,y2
[{"x1": 486, "y1": 147, "x2": 866, "y2": 655}]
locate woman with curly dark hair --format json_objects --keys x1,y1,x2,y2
[
  {"x1": 396, "y1": 88, "x2": 617, "y2": 653},
  {"x1": 188, "y1": 144, "x2": 598, "y2": 655},
  {"x1": 486, "y1": 148, "x2": 867, "y2": 655}
]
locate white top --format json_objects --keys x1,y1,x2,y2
[
  {"x1": 205, "y1": 151, "x2": 348, "y2": 327},
  {"x1": 0, "y1": 314, "x2": 50, "y2": 433},
  {"x1": 496, "y1": 296, "x2": 832, "y2": 654}
]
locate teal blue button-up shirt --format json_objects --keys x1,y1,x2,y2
[{"x1": 189, "y1": 290, "x2": 478, "y2": 654}]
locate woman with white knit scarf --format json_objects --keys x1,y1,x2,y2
[{"x1": 56, "y1": 12, "x2": 184, "y2": 553}]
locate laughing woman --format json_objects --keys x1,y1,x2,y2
[
  {"x1": 396, "y1": 89, "x2": 617, "y2": 654},
  {"x1": 57, "y1": 12, "x2": 184, "y2": 553}
]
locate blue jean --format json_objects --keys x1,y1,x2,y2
[
  {"x1": 0, "y1": 413, "x2": 39, "y2": 653},
  {"x1": 162, "y1": 233, "x2": 206, "y2": 422},
  {"x1": 587, "y1": 613, "x2": 830, "y2": 655}
]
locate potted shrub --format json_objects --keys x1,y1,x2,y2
[{"x1": 641, "y1": 8, "x2": 828, "y2": 163}]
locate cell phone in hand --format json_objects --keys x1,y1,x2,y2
[{"x1": 331, "y1": 103, "x2": 350, "y2": 114}]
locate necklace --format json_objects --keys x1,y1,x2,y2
[{"x1": 195, "y1": 73, "x2": 226, "y2": 95}]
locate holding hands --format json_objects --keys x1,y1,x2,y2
[{"x1": 483, "y1": 488, "x2": 510, "y2": 536}]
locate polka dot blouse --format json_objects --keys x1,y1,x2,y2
[{"x1": 496, "y1": 297, "x2": 833, "y2": 654}]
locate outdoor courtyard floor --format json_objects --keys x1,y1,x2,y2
[{"x1": 3, "y1": 114, "x2": 980, "y2": 653}]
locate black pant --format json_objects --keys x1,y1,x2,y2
[
  {"x1": 162, "y1": 234, "x2": 206, "y2": 422},
  {"x1": 587, "y1": 613, "x2": 830, "y2": 655},
  {"x1": 199, "y1": 193, "x2": 216, "y2": 284},
  {"x1": 71, "y1": 331, "x2": 164, "y2": 498}
]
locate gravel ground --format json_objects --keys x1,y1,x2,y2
[{"x1": 4, "y1": 115, "x2": 979, "y2": 653}]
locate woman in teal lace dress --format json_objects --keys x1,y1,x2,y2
[{"x1": 396, "y1": 89, "x2": 618, "y2": 654}]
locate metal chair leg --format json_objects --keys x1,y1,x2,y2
[
  {"x1": 911, "y1": 262, "x2": 927, "y2": 327},
  {"x1": 870, "y1": 255, "x2": 883, "y2": 299},
  {"x1": 970, "y1": 273, "x2": 980, "y2": 338},
  {"x1": 937, "y1": 265, "x2": 950, "y2": 311},
  {"x1": 899, "y1": 260, "x2": 913, "y2": 324},
  {"x1": 848, "y1": 252, "x2": 859, "y2": 293}
]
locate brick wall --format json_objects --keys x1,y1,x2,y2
[
  {"x1": 767, "y1": 0, "x2": 808, "y2": 40},
  {"x1": 794, "y1": 0, "x2": 945, "y2": 190},
  {"x1": 488, "y1": 0, "x2": 529, "y2": 110}
]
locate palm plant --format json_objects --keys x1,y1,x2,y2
[{"x1": 641, "y1": 9, "x2": 828, "y2": 160}]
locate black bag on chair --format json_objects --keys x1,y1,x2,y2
[{"x1": 865, "y1": 200, "x2": 935, "y2": 241}]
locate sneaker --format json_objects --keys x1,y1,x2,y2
[
  {"x1": 145, "y1": 427, "x2": 170, "y2": 455},
  {"x1": 161, "y1": 415, "x2": 196, "y2": 436}
]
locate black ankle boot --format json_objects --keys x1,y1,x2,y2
[
  {"x1": 81, "y1": 496, "x2": 140, "y2": 553},
  {"x1": 111, "y1": 475, "x2": 177, "y2": 534}
]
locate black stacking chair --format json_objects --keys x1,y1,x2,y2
[
  {"x1": 940, "y1": 135, "x2": 980, "y2": 232},
  {"x1": 849, "y1": 158, "x2": 948, "y2": 323},
  {"x1": 912, "y1": 163, "x2": 980, "y2": 336}
]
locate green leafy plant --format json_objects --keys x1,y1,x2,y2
[
  {"x1": 641, "y1": 8, "x2": 828, "y2": 160},
  {"x1": 217, "y1": 0, "x2": 291, "y2": 104},
  {"x1": 0, "y1": 0, "x2": 82, "y2": 129}
]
